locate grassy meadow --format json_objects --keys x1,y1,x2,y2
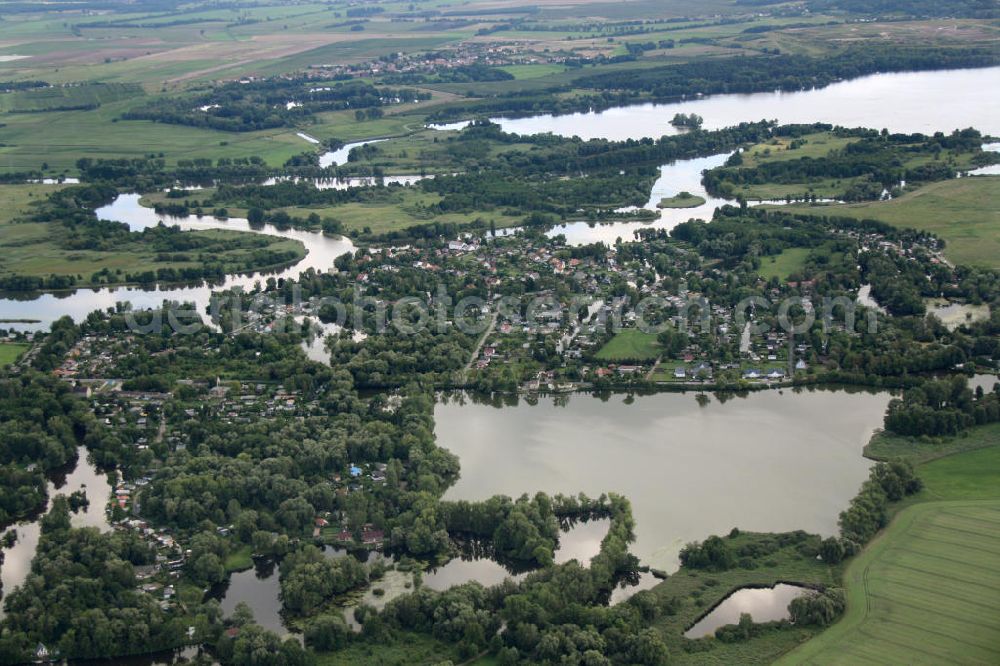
[
  {"x1": 594, "y1": 329, "x2": 660, "y2": 361},
  {"x1": 0, "y1": 185, "x2": 307, "y2": 286},
  {"x1": 0, "y1": 343, "x2": 29, "y2": 367},
  {"x1": 756, "y1": 247, "x2": 811, "y2": 281},
  {"x1": 143, "y1": 188, "x2": 524, "y2": 237},
  {"x1": 775, "y1": 177, "x2": 1000, "y2": 269}
]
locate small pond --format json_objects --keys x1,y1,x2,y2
[{"x1": 683, "y1": 583, "x2": 814, "y2": 639}]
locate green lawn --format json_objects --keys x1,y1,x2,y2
[
  {"x1": 0, "y1": 343, "x2": 29, "y2": 367},
  {"x1": 757, "y1": 247, "x2": 811, "y2": 281},
  {"x1": 594, "y1": 329, "x2": 660, "y2": 361},
  {"x1": 741, "y1": 133, "x2": 855, "y2": 167},
  {"x1": 775, "y1": 177, "x2": 1000, "y2": 269},
  {"x1": 224, "y1": 545, "x2": 254, "y2": 572},
  {"x1": 192, "y1": 186, "x2": 524, "y2": 237},
  {"x1": 865, "y1": 422, "x2": 1000, "y2": 465}
]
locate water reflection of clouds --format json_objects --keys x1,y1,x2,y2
[{"x1": 438, "y1": 390, "x2": 890, "y2": 572}]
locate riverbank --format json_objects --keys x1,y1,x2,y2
[{"x1": 0, "y1": 185, "x2": 309, "y2": 293}]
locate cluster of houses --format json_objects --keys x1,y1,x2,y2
[
  {"x1": 111, "y1": 513, "x2": 187, "y2": 611},
  {"x1": 327, "y1": 230, "x2": 838, "y2": 390},
  {"x1": 53, "y1": 334, "x2": 124, "y2": 378},
  {"x1": 307, "y1": 40, "x2": 566, "y2": 79},
  {"x1": 205, "y1": 381, "x2": 319, "y2": 425}
]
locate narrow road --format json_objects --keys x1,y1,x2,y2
[
  {"x1": 461, "y1": 311, "x2": 497, "y2": 383},
  {"x1": 646, "y1": 355, "x2": 663, "y2": 381}
]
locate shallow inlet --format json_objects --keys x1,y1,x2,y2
[{"x1": 0, "y1": 446, "x2": 112, "y2": 619}]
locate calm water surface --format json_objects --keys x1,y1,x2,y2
[
  {"x1": 0, "y1": 194, "x2": 354, "y2": 330},
  {"x1": 4, "y1": 67, "x2": 997, "y2": 323},
  {"x1": 684, "y1": 583, "x2": 813, "y2": 638},
  {"x1": 435, "y1": 388, "x2": 891, "y2": 572},
  {"x1": 436, "y1": 67, "x2": 1000, "y2": 139},
  {"x1": 219, "y1": 518, "x2": 611, "y2": 635},
  {"x1": 0, "y1": 446, "x2": 112, "y2": 617}
]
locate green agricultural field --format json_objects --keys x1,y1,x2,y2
[
  {"x1": 757, "y1": 247, "x2": 811, "y2": 281},
  {"x1": 0, "y1": 343, "x2": 29, "y2": 367},
  {"x1": 918, "y1": 441, "x2": 1000, "y2": 501},
  {"x1": 772, "y1": 176, "x2": 1000, "y2": 269},
  {"x1": 498, "y1": 64, "x2": 568, "y2": 79},
  {"x1": 0, "y1": 98, "x2": 313, "y2": 173},
  {"x1": 0, "y1": 82, "x2": 143, "y2": 112},
  {"x1": 783, "y1": 500, "x2": 1000, "y2": 665},
  {"x1": 782, "y1": 434, "x2": 1000, "y2": 665},
  {"x1": 594, "y1": 329, "x2": 660, "y2": 361}
]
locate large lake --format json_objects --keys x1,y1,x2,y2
[
  {"x1": 435, "y1": 388, "x2": 892, "y2": 572},
  {"x1": 437, "y1": 66, "x2": 1000, "y2": 139}
]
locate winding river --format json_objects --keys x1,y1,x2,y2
[
  {"x1": 3, "y1": 66, "x2": 998, "y2": 327},
  {"x1": 0, "y1": 195, "x2": 354, "y2": 331}
]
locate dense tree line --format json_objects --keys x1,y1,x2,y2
[
  {"x1": 704, "y1": 128, "x2": 994, "y2": 201},
  {"x1": 838, "y1": 462, "x2": 922, "y2": 546},
  {"x1": 381, "y1": 63, "x2": 515, "y2": 85},
  {"x1": 75, "y1": 156, "x2": 273, "y2": 190},
  {"x1": 122, "y1": 78, "x2": 428, "y2": 132},
  {"x1": 0, "y1": 372, "x2": 113, "y2": 526},
  {"x1": 804, "y1": 0, "x2": 1000, "y2": 19},
  {"x1": 279, "y1": 545, "x2": 371, "y2": 615},
  {"x1": 885, "y1": 376, "x2": 1000, "y2": 437}
]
